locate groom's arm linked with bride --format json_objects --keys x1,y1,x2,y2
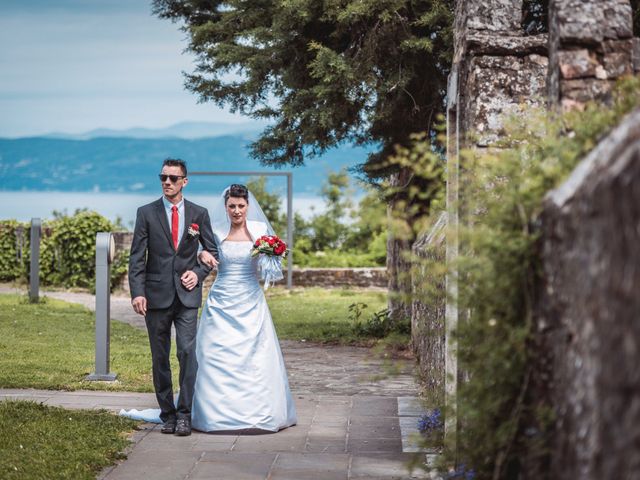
[{"x1": 127, "y1": 158, "x2": 218, "y2": 436}]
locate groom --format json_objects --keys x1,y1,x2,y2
[{"x1": 129, "y1": 158, "x2": 218, "y2": 436}]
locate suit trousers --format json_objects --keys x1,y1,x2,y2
[{"x1": 145, "y1": 295, "x2": 199, "y2": 423}]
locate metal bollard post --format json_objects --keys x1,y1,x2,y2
[
  {"x1": 86, "y1": 232, "x2": 117, "y2": 381},
  {"x1": 29, "y1": 218, "x2": 41, "y2": 303}
]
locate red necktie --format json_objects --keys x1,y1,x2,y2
[{"x1": 171, "y1": 205, "x2": 179, "y2": 250}]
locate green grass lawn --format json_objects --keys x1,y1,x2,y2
[
  {"x1": 0, "y1": 295, "x2": 159, "y2": 392},
  {"x1": 1, "y1": 400, "x2": 137, "y2": 480},
  {"x1": 266, "y1": 287, "x2": 388, "y2": 343},
  {"x1": 0, "y1": 288, "x2": 390, "y2": 391}
]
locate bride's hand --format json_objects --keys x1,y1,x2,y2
[{"x1": 199, "y1": 250, "x2": 219, "y2": 268}]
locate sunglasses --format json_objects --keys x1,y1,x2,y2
[{"x1": 159, "y1": 174, "x2": 186, "y2": 183}]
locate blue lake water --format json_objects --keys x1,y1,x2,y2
[{"x1": 0, "y1": 191, "x2": 325, "y2": 229}]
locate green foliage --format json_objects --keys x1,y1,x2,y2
[
  {"x1": 348, "y1": 302, "x2": 409, "y2": 338},
  {"x1": 383, "y1": 131, "x2": 446, "y2": 241},
  {"x1": 302, "y1": 169, "x2": 353, "y2": 251},
  {"x1": 293, "y1": 246, "x2": 385, "y2": 268},
  {"x1": 46, "y1": 211, "x2": 114, "y2": 288},
  {"x1": 449, "y1": 78, "x2": 640, "y2": 478},
  {"x1": 0, "y1": 221, "x2": 28, "y2": 282},
  {"x1": 282, "y1": 169, "x2": 389, "y2": 267},
  {"x1": 0, "y1": 211, "x2": 127, "y2": 291},
  {"x1": 110, "y1": 249, "x2": 130, "y2": 292},
  {"x1": 152, "y1": 0, "x2": 453, "y2": 180},
  {"x1": 0, "y1": 400, "x2": 137, "y2": 480}
]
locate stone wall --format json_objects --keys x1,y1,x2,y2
[
  {"x1": 411, "y1": 212, "x2": 447, "y2": 402},
  {"x1": 117, "y1": 266, "x2": 387, "y2": 293},
  {"x1": 548, "y1": 0, "x2": 637, "y2": 110},
  {"x1": 200, "y1": 268, "x2": 387, "y2": 293},
  {"x1": 454, "y1": 1, "x2": 548, "y2": 148},
  {"x1": 531, "y1": 106, "x2": 640, "y2": 480},
  {"x1": 411, "y1": 0, "x2": 550, "y2": 407}
]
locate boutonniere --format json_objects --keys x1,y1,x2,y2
[{"x1": 188, "y1": 223, "x2": 200, "y2": 238}]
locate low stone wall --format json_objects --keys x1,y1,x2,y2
[
  {"x1": 529, "y1": 107, "x2": 640, "y2": 480},
  {"x1": 112, "y1": 233, "x2": 387, "y2": 291},
  {"x1": 201, "y1": 267, "x2": 388, "y2": 292}
]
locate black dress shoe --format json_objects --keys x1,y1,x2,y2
[
  {"x1": 175, "y1": 418, "x2": 191, "y2": 436},
  {"x1": 161, "y1": 420, "x2": 176, "y2": 434}
]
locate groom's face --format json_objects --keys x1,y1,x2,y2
[{"x1": 160, "y1": 165, "x2": 187, "y2": 200}]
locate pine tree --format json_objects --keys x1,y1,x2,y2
[{"x1": 153, "y1": 0, "x2": 453, "y2": 180}]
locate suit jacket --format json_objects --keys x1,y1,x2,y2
[{"x1": 128, "y1": 198, "x2": 218, "y2": 309}]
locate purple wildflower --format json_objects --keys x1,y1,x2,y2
[
  {"x1": 417, "y1": 408, "x2": 443, "y2": 434},
  {"x1": 445, "y1": 463, "x2": 476, "y2": 480}
]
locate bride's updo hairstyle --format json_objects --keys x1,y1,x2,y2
[{"x1": 224, "y1": 184, "x2": 249, "y2": 204}]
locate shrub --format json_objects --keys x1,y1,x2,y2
[
  {"x1": 348, "y1": 302, "x2": 409, "y2": 338},
  {"x1": 0, "y1": 211, "x2": 127, "y2": 291},
  {"x1": 0, "y1": 221, "x2": 28, "y2": 282}
]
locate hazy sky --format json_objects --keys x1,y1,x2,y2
[{"x1": 0, "y1": 0, "x2": 246, "y2": 138}]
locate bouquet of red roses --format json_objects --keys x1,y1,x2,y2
[
  {"x1": 251, "y1": 235, "x2": 288, "y2": 257},
  {"x1": 250, "y1": 235, "x2": 288, "y2": 289}
]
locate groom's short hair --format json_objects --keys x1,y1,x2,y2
[{"x1": 162, "y1": 158, "x2": 187, "y2": 176}]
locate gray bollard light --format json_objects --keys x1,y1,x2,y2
[
  {"x1": 86, "y1": 232, "x2": 117, "y2": 381},
  {"x1": 29, "y1": 218, "x2": 41, "y2": 303}
]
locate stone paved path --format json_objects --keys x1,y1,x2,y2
[
  {"x1": 1, "y1": 285, "x2": 438, "y2": 478},
  {"x1": 1, "y1": 389, "x2": 438, "y2": 479}
]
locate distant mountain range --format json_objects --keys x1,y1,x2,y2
[
  {"x1": 0, "y1": 122, "x2": 372, "y2": 196},
  {"x1": 41, "y1": 121, "x2": 269, "y2": 141}
]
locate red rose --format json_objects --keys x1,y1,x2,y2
[
  {"x1": 190, "y1": 223, "x2": 199, "y2": 231},
  {"x1": 267, "y1": 237, "x2": 276, "y2": 246},
  {"x1": 274, "y1": 244, "x2": 286, "y2": 255}
]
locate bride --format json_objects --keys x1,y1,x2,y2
[{"x1": 122, "y1": 184, "x2": 297, "y2": 433}]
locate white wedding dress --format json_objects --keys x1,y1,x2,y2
[{"x1": 121, "y1": 222, "x2": 297, "y2": 432}]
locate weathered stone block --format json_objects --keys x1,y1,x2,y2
[
  {"x1": 602, "y1": 51, "x2": 633, "y2": 78},
  {"x1": 553, "y1": 0, "x2": 606, "y2": 44},
  {"x1": 463, "y1": 0, "x2": 523, "y2": 33},
  {"x1": 601, "y1": 0, "x2": 634, "y2": 39},
  {"x1": 560, "y1": 78, "x2": 613, "y2": 103},
  {"x1": 558, "y1": 49, "x2": 599, "y2": 79},
  {"x1": 463, "y1": 54, "x2": 548, "y2": 146},
  {"x1": 465, "y1": 33, "x2": 548, "y2": 56},
  {"x1": 553, "y1": 0, "x2": 633, "y2": 45}
]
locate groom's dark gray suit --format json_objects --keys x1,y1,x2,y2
[{"x1": 129, "y1": 197, "x2": 218, "y2": 423}]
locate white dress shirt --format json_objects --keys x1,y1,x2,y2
[{"x1": 162, "y1": 196, "x2": 185, "y2": 248}]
